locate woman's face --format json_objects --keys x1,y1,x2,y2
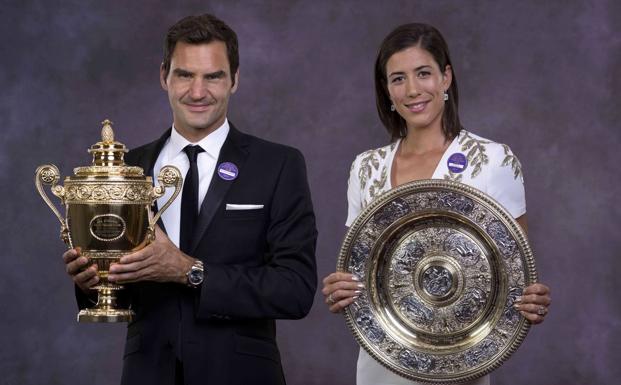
[{"x1": 385, "y1": 45, "x2": 451, "y2": 133}]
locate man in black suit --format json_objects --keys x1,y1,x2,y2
[{"x1": 62, "y1": 14, "x2": 317, "y2": 385}]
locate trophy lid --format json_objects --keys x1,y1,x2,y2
[{"x1": 73, "y1": 120, "x2": 144, "y2": 177}]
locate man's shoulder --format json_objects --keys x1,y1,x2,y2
[
  {"x1": 125, "y1": 129, "x2": 170, "y2": 165},
  {"x1": 127, "y1": 139, "x2": 159, "y2": 156},
  {"x1": 238, "y1": 130, "x2": 304, "y2": 161}
]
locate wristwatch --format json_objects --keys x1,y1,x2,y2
[{"x1": 186, "y1": 259, "x2": 204, "y2": 288}]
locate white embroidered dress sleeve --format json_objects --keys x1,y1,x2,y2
[
  {"x1": 346, "y1": 156, "x2": 363, "y2": 227},
  {"x1": 484, "y1": 144, "x2": 525, "y2": 218},
  {"x1": 346, "y1": 142, "x2": 399, "y2": 227},
  {"x1": 435, "y1": 130, "x2": 525, "y2": 218}
]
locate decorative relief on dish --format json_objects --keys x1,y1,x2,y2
[
  {"x1": 338, "y1": 180, "x2": 536, "y2": 383},
  {"x1": 445, "y1": 233, "x2": 481, "y2": 266},
  {"x1": 393, "y1": 240, "x2": 425, "y2": 274},
  {"x1": 422, "y1": 266, "x2": 453, "y2": 297},
  {"x1": 438, "y1": 192, "x2": 475, "y2": 214},
  {"x1": 486, "y1": 220, "x2": 517, "y2": 256},
  {"x1": 399, "y1": 295, "x2": 435, "y2": 325},
  {"x1": 355, "y1": 306, "x2": 386, "y2": 344},
  {"x1": 453, "y1": 288, "x2": 487, "y2": 324}
]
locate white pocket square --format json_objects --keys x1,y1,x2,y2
[{"x1": 226, "y1": 204, "x2": 264, "y2": 210}]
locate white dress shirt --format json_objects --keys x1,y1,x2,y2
[{"x1": 153, "y1": 119, "x2": 230, "y2": 248}]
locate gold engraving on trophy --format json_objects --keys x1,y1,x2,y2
[
  {"x1": 64, "y1": 183, "x2": 154, "y2": 204},
  {"x1": 89, "y1": 214, "x2": 127, "y2": 241},
  {"x1": 35, "y1": 119, "x2": 183, "y2": 323}
]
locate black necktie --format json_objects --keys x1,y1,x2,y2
[{"x1": 180, "y1": 145, "x2": 204, "y2": 254}]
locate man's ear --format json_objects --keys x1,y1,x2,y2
[
  {"x1": 160, "y1": 64, "x2": 168, "y2": 91},
  {"x1": 231, "y1": 69, "x2": 239, "y2": 94}
]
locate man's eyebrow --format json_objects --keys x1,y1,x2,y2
[
  {"x1": 204, "y1": 70, "x2": 226, "y2": 78},
  {"x1": 172, "y1": 68, "x2": 193, "y2": 76}
]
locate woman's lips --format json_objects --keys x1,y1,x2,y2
[{"x1": 405, "y1": 101, "x2": 428, "y2": 113}]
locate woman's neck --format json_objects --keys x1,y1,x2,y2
[{"x1": 400, "y1": 125, "x2": 448, "y2": 156}]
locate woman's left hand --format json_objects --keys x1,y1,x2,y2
[{"x1": 514, "y1": 283, "x2": 551, "y2": 324}]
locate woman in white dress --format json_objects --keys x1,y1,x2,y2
[{"x1": 322, "y1": 23, "x2": 551, "y2": 385}]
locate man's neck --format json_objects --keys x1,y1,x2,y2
[{"x1": 174, "y1": 119, "x2": 226, "y2": 143}]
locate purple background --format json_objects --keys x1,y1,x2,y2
[{"x1": 1, "y1": 1, "x2": 620, "y2": 384}]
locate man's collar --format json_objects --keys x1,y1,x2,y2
[{"x1": 169, "y1": 119, "x2": 230, "y2": 159}]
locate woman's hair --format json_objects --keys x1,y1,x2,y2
[{"x1": 374, "y1": 23, "x2": 462, "y2": 141}]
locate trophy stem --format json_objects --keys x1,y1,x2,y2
[
  {"x1": 98, "y1": 286, "x2": 120, "y2": 308},
  {"x1": 78, "y1": 284, "x2": 134, "y2": 323},
  {"x1": 77, "y1": 251, "x2": 135, "y2": 323}
]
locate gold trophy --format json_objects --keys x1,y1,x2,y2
[{"x1": 35, "y1": 119, "x2": 182, "y2": 323}]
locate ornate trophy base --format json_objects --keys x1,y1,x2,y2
[
  {"x1": 77, "y1": 252, "x2": 135, "y2": 323},
  {"x1": 78, "y1": 308, "x2": 134, "y2": 323}
]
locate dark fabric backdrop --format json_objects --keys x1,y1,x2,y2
[{"x1": 1, "y1": 1, "x2": 619, "y2": 384}]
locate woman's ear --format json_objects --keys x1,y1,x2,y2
[{"x1": 442, "y1": 64, "x2": 453, "y2": 90}]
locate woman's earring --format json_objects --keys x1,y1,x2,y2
[
  {"x1": 443, "y1": 91, "x2": 449, "y2": 101},
  {"x1": 390, "y1": 104, "x2": 396, "y2": 111}
]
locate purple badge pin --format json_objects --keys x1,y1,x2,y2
[
  {"x1": 447, "y1": 153, "x2": 468, "y2": 173},
  {"x1": 217, "y1": 162, "x2": 238, "y2": 181}
]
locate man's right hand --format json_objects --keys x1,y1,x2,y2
[{"x1": 63, "y1": 248, "x2": 99, "y2": 293}]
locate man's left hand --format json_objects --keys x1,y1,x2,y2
[{"x1": 108, "y1": 226, "x2": 194, "y2": 285}]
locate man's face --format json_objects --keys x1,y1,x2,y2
[{"x1": 161, "y1": 41, "x2": 238, "y2": 139}]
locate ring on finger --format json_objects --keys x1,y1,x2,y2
[
  {"x1": 536, "y1": 306, "x2": 547, "y2": 316},
  {"x1": 327, "y1": 293, "x2": 336, "y2": 305}
]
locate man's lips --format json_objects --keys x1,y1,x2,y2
[
  {"x1": 405, "y1": 101, "x2": 429, "y2": 113},
  {"x1": 184, "y1": 103, "x2": 213, "y2": 112}
]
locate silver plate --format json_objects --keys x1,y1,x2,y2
[{"x1": 338, "y1": 179, "x2": 537, "y2": 383}]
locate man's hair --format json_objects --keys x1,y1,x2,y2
[
  {"x1": 162, "y1": 14, "x2": 239, "y2": 85},
  {"x1": 374, "y1": 23, "x2": 462, "y2": 141}
]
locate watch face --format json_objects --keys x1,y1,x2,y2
[{"x1": 189, "y1": 267, "x2": 204, "y2": 285}]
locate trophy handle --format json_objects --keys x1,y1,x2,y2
[
  {"x1": 35, "y1": 164, "x2": 72, "y2": 247},
  {"x1": 148, "y1": 165, "x2": 183, "y2": 239}
]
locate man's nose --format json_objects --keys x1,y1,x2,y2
[{"x1": 189, "y1": 78, "x2": 207, "y2": 99}]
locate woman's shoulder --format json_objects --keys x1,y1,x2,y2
[
  {"x1": 455, "y1": 129, "x2": 523, "y2": 182},
  {"x1": 351, "y1": 141, "x2": 398, "y2": 170},
  {"x1": 457, "y1": 129, "x2": 505, "y2": 151},
  {"x1": 348, "y1": 141, "x2": 397, "y2": 201}
]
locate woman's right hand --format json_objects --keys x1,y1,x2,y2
[
  {"x1": 322, "y1": 272, "x2": 364, "y2": 313},
  {"x1": 62, "y1": 248, "x2": 99, "y2": 293}
]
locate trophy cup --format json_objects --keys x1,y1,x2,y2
[{"x1": 35, "y1": 119, "x2": 182, "y2": 322}]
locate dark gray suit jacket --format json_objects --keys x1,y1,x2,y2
[{"x1": 78, "y1": 124, "x2": 317, "y2": 385}]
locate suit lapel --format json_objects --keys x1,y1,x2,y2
[{"x1": 190, "y1": 125, "x2": 250, "y2": 254}]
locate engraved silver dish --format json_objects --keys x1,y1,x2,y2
[{"x1": 337, "y1": 179, "x2": 537, "y2": 383}]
